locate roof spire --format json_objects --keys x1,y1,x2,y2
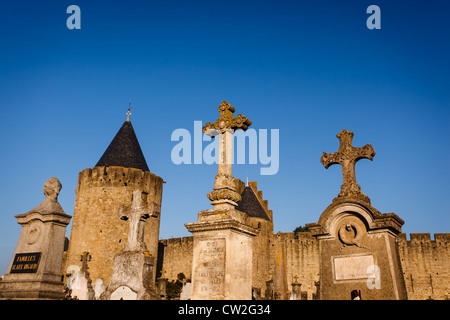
[
  {"x1": 126, "y1": 103, "x2": 132, "y2": 121},
  {"x1": 95, "y1": 107, "x2": 150, "y2": 172}
]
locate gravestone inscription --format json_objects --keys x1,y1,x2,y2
[{"x1": 194, "y1": 238, "x2": 226, "y2": 297}]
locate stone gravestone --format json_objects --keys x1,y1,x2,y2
[
  {"x1": 180, "y1": 281, "x2": 192, "y2": 300},
  {"x1": 289, "y1": 276, "x2": 302, "y2": 300},
  {"x1": 70, "y1": 252, "x2": 95, "y2": 300},
  {"x1": 306, "y1": 130, "x2": 407, "y2": 300},
  {"x1": 185, "y1": 101, "x2": 259, "y2": 300},
  {"x1": 0, "y1": 177, "x2": 72, "y2": 299},
  {"x1": 93, "y1": 278, "x2": 106, "y2": 299},
  {"x1": 100, "y1": 190, "x2": 160, "y2": 300}
]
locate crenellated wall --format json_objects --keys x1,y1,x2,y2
[
  {"x1": 158, "y1": 232, "x2": 449, "y2": 300},
  {"x1": 397, "y1": 233, "x2": 449, "y2": 300},
  {"x1": 274, "y1": 232, "x2": 320, "y2": 300},
  {"x1": 158, "y1": 236, "x2": 194, "y2": 281}
]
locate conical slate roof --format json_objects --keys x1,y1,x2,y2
[
  {"x1": 236, "y1": 186, "x2": 270, "y2": 221},
  {"x1": 95, "y1": 118, "x2": 150, "y2": 172}
]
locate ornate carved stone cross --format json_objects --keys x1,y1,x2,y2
[
  {"x1": 119, "y1": 190, "x2": 160, "y2": 251},
  {"x1": 202, "y1": 101, "x2": 252, "y2": 209},
  {"x1": 320, "y1": 130, "x2": 375, "y2": 203}
]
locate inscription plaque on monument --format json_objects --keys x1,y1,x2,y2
[
  {"x1": 194, "y1": 238, "x2": 226, "y2": 297},
  {"x1": 10, "y1": 252, "x2": 41, "y2": 273},
  {"x1": 333, "y1": 254, "x2": 374, "y2": 281}
]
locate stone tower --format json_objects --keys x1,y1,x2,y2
[{"x1": 65, "y1": 110, "x2": 164, "y2": 286}]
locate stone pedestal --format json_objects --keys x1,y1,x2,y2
[
  {"x1": 0, "y1": 177, "x2": 71, "y2": 300},
  {"x1": 186, "y1": 209, "x2": 258, "y2": 300},
  {"x1": 306, "y1": 198, "x2": 407, "y2": 300}
]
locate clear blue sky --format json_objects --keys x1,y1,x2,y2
[{"x1": 0, "y1": 0, "x2": 449, "y2": 275}]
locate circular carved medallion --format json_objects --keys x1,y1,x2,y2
[
  {"x1": 338, "y1": 223, "x2": 362, "y2": 247},
  {"x1": 26, "y1": 220, "x2": 42, "y2": 245}
]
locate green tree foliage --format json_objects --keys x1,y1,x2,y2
[
  {"x1": 166, "y1": 272, "x2": 186, "y2": 300},
  {"x1": 293, "y1": 225, "x2": 310, "y2": 239}
]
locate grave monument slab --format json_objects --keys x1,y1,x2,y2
[
  {"x1": 307, "y1": 130, "x2": 407, "y2": 300},
  {"x1": 0, "y1": 177, "x2": 71, "y2": 299}
]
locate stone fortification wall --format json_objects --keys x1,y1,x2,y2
[
  {"x1": 397, "y1": 233, "x2": 449, "y2": 300},
  {"x1": 158, "y1": 236, "x2": 194, "y2": 281},
  {"x1": 159, "y1": 232, "x2": 449, "y2": 300},
  {"x1": 273, "y1": 232, "x2": 320, "y2": 300}
]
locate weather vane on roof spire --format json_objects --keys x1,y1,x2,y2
[{"x1": 126, "y1": 103, "x2": 132, "y2": 121}]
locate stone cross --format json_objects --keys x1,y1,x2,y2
[
  {"x1": 203, "y1": 101, "x2": 252, "y2": 209},
  {"x1": 320, "y1": 130, "x2": 375, "y2": 203},
  {"x1": 126, "y1": 105, "x2": 132, "y2": 121},
  {"x1": 119, "y1": 190, "x2": 160, "y2": 251}
]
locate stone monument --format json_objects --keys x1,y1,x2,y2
[
  {"x1": 100, "y1": 190, "x2": 160, "y2": 300},
  {"x1": 185, "y1": 101, "x2": 259, "y2": 300},
  {"x1": 306, "y1": 130, "x2": 407, "y2": 300},
  {"x1": 0, "y1": 177, "x2": 72, "y2": 299}
]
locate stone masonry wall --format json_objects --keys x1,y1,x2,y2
[
  {"x1": 159, "y1": 232, "x2": 449, "y2": 300},
  {"x1": 276, "y1": 232, "x2": 320, "y2": 300},
  {"x1": 397, "y1": 233, "x2": 449, "y2": 300},
  {"x1": 158, "y1": 237, "x2": 194, "y2": 281}
]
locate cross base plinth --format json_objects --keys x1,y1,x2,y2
[
  {"x1": 185, "y1": 210, "x2": 259, "y2": 300},
  {"x1": 334, "y1": 183, "x2": 371, "y2": 204}
]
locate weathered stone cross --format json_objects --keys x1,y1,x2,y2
[
  {"x1": 203, "y1": 101, "x2": 252, "y2": 209},
  {"x1": 119, "y1": 190, "x2": 160, "y2": 251},
  {"x1": 320, "y1": 129, "x2": 375, "y2": 203}
]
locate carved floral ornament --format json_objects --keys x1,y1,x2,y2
[{"x1": 207, "y1": 188, "x2": 242, "y2": 203}]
